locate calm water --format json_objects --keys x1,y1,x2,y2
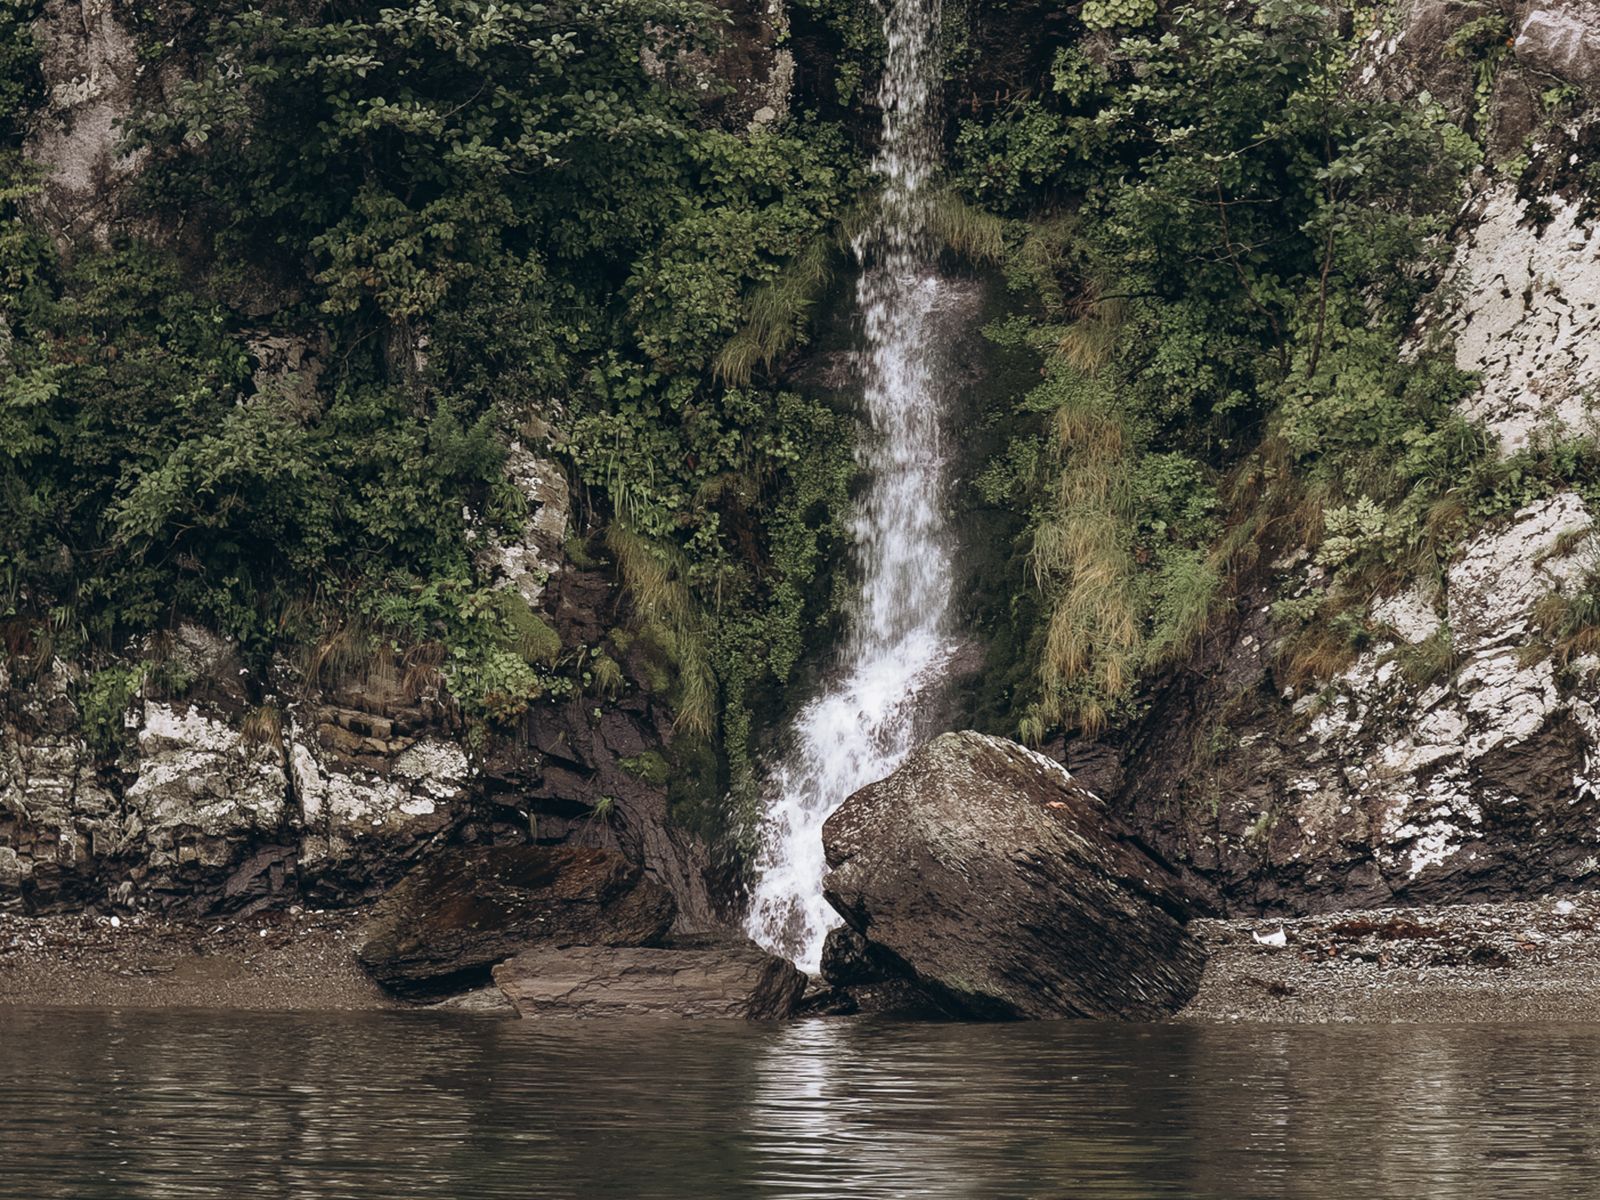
[{"x1": 3, "y1": 1012, "x2": 1599, "y2": 1198}]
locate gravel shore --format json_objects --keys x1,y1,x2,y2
[
  {"x1": 0, "y1": 906, "x2": 396, "y2": 1011},
  {"x1": 1179, "y1": 895, "x2": 1600, "y2": 1023},
  {"x1": 6, "y1": 895, "x2": 1600, "y2": 1021}
]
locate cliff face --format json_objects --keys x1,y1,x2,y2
[
  {"x1": 6, "y1": 0, "x2": 1598, "y2": 931},
  {"x1": 0, "y1": 0, "x2": 801, "y2": 924},
  {"x1": 1108, "y1": 0, "x2": 1600, "y2": 914}
]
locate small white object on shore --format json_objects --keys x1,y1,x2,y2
[
  {"x1": 109, "y1": 916, "x2": 120, "y2": 929},
  {"x1": 1253, "y1": 928, "x2": 1288, "y2": 948},
  {"x1": 1556, "y1": 900, "x2": 1576, "y2": 916}
]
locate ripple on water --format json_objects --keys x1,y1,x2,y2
[{"x1": 3, "y1": 1011, "x2": 1600, "y2": 1199}]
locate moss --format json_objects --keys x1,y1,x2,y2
[
  {"x1": 496, "y1": 591, "x2": 562, "y2": 668},
  {"x1": 619, "y1": 750, "x2": 671, "y2": 787}
]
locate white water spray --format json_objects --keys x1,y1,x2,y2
[{"x1": 746, "y1": 0, "x2": 955, "y2": 974}]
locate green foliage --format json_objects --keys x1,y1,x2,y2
[
  {"x1": 1445, "y1": 12, "x2": 1514, "y2": 132},
  {"x1": 1080, "y1": 0, "x2": 1157, "y2": 32},
  {"x1": 0, "y1": 0, "x2": 865, "y2": 826},
  {"x1": 958, "y1": 0, "x2": 1477, "y2": 733},
  {"x1": 76, "y1": 663, "x2": 147, "y2": 757},
  {"x1": 619, "y1": 750, "x2": 672, "y2": 786}
]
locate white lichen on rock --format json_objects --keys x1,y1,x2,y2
[
  {"x1": 478, "y1": 442, "x2": 569, "y2": 607},
  {"x1": 26, "y1": 0, "x2": 146, "y2": 244},
  {"x1": 123, "y1": 701, "x2": 288, "y2": 872},
  {"x1": 289, "y1": 718, "x2": 470, "y2": 872},
  {"x1": 1445, "y1": 185, "x2": 1600, "y2": 452},
  {"x1": 0, "y1": 661, "x2": 117, "y2": 902},
  {"x1": 1304, "y1": 496, "x2": 1600, "y2": 884}
]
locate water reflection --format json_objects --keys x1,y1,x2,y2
[{"x1": 3, "y1": 1011, "x2": 1600, "y2": 1198}]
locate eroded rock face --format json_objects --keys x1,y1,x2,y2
[
  {"x1": 0, "y1": 662, "x2": 117, "y2": 911},
  {"x1": 822, "y1": 732, "x2": 1207, "y2": 1020},
  {"x1": 124, "y1": 701, "x2": 290, "y2": 903},
  {"x1": 1445, "y1": 185, "x2": 1600, "y2": 452},
  {"x1": 491, "y1": 941, "x2": 806, "y2": 1019},
  {"x1": 27, "y1": 0, "x2": 145, "y2": 245},
  {"x1": 289, "y1": 711, "x2": 471, "y2": 900},
  {"x1": 1300, "y1": 496, "x2": 1600, "y2": 891},
  {"x1": 358, "y1": 844, "x2": 676, "y2": 996},
  {"x1": 1516, "y1": 7, "x2": 1600, "y2": 94},
  {"x1": 478, "y1": 442, "x2": 569, "y2": 609},
  {"x1": 1123, "y1": 494, "x2": 1600, "y2": 913}
]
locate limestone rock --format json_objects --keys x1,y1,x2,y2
[
  {"x1": 478, "y1": 442, "x2": 569, "y2": 608},
  {"x1": 1445, "y1": 185, "x2": 1600, "y2": 453},
  {"x1": 491, "y1": 941, "x2": 806, "y2": 1019},
  {"x1": 0, "y1": 661, "x2": 119, "y2": 912},
  {"x1": 357, "y1": 844, "x2": 676, "y2": 996},
  {"x1": 289, "y1": 713, "x2": 471, "y2": 898},
  {"x1": 27, "y1": 0, "x2": 145, "y2": 245},
  {"x1": 822, "y1": 731, "x2": 1207, "y2": 1020},
  {"x1": 123, "y1": 701, "x2": 290, "y2": 900},
  {"x1": 1301, "y1": 495, "x2": 1600, "y2": 891}
]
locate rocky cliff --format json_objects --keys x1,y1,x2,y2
[
  {"x1": 1099, "y1": 0, "x2": 1600, "y2": 914},
  {"x1": 0, "y1": 0, "x2": 804, "y2": 925},
  {"x1": 5, "y1": 0, "x2": 1599, "y2": 940}
]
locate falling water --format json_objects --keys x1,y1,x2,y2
[{"x1": 746, "y1": 0, "x2": 956, "y2": 973}]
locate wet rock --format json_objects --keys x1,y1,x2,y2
[
  {"x1": 822, "y1": 731, "x2": 1207, "y2": 1020},
  {"x1": 819, "y1": 924, "x2": 882, "y2": 986},
  {"x1": 491, "y1": 941, "x2": 806, "y2": 1019},
  {"x1": 357, "y1": 844, "x2": 676, "y2": 997},
  {"x1": 815, "y1": 925, "x2": 944, "y2": 1015}
]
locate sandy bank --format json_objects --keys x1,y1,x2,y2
[
  {"x1": 0, "y1": 906, "x2": 395, "y2": 1011},
  {"x1": 1179, "y1": 895, "x2": 1600, "y2": 1023},
  {"x1": 6, "y1": 894, "x2": 1600, "y2": 1021}
]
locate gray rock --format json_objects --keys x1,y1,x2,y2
[
  {"x1": 357, "y1": 844, "x2": 676, "y2": 997},
  {"x1": 1517, "y1": 8, "x2": 1600, "y2": 93},
  {"x1": 822, "y1": 732, "x2": 1206, "y2": 1020},
  {"x1": 492, "y1": 942, "x2": 806, "y2": 1019},
  {"x1": 27, "y1": 0, "x2": 145, "y2": 245},
  {"x1": 124, "y1": 701, "x2": 289, "y2": 901}
]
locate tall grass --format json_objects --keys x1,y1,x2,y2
[
  {"x1": 928, "y1": 190, "x2": 1007, "y2": 264},
  {"x1": 714, "y1": 238, "x2": 834, "y2": 387},
  {"x1": 604, "y1": 521, "x2": 716, "y2": 737}
]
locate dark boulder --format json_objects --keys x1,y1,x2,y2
[
  {"x1": 819, "y1": 925, "x2": 883, "y2": 986},
  {"x1": 822, "y1": 731, "x2": 1206, "y2": 1020},
  {"x1": 357, "y1": 844, "x2": 675, "y2": 997},
  {"x1": 813, "y1": 924, "x2": 945, "y2": 1016},
  {"x1": 491, "y1": 941, "x2": 806, "y2": 1019}
]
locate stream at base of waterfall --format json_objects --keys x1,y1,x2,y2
[{"x1": 745, "y1": 0, "x2": 956, "y2": 974}]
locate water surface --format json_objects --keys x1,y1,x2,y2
[{"x1": 3, "y1": 1011, "x2": 1598, "y2": 1198}]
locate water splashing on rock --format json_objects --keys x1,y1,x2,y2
[{"x1": 746, "y1": 0, "x2": 956, "y2": 973}]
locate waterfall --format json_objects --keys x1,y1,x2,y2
[{"x1": 746, "y1": 0, "x2": 955, "y2": 974}]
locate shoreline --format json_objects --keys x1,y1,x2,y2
[
  {"x1": 5, "y1": 896, "x2": 1600, "y2": 1022},
  {"x1": 0, "y1": 905, "x2": 396, "y2": 1012},
  {"x1": 1178, "y1": 895, "x2": 1600, "y2": 1023}
]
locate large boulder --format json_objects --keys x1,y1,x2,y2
[
  {"x1": 357, "y1": 844, "x2": 675, "y2": 996},
  {"x1": 822, "y1": 731, "x2": 1206, "y2": 1020},
  {"x1": 492, "y1": 940, "x2": 806, "y2": 1019}
]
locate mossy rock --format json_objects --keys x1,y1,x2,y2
[
  {"x1": 496, "y1": 591, "x2": 562, "y2": 667},
  {"x1": 619, "y1": 750, "x2": 671, "y2": 786}
]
